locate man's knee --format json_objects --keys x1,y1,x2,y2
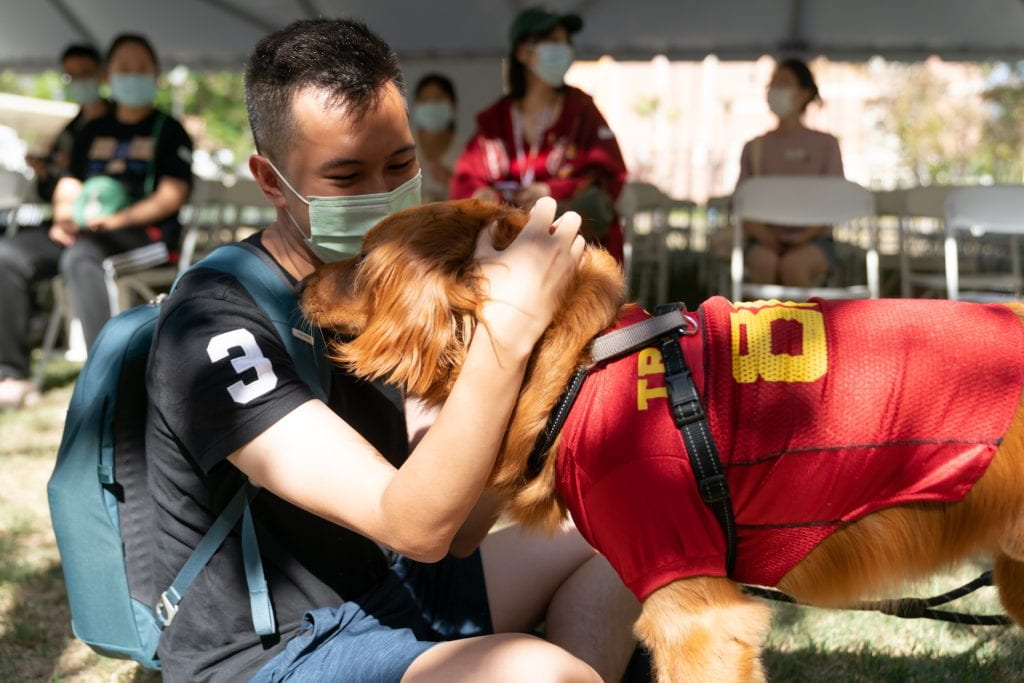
[
  {"x1": 406, "y1": 634, "x2": 601, "y2": 683},
  {"x1": 58, "y1": 238, "x2": 104, "y2": 276},
  {"x1": 745, "y1": 245, "x2": 778, "y2": 283}
]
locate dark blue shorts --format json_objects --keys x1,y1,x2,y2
[{"x1": 250, "y1": 551, "x2": 493, "y2": 683}]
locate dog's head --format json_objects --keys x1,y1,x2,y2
[
  {"x1": 303, "y1": 199, "x2": 530, "y2": 403},
  {"x1": 303, "y1": 198, "x2": 624, "y2": 402}
]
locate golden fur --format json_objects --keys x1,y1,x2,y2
[{"x1": 302, "y1": 199, "x2": 1024, "y2": 682}]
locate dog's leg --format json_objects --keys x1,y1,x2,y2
[
  {"x1": 634, "y1": 577, "x2": 771, "y2": 683},
  {"x1": 995, "y1": 552, "x2": 1024, "y2": 627}
]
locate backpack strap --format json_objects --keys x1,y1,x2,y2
[
  {"x1": 157, "y1": 242, "x2": 330, "y2": 638},
  {"x1": 156, "y1": 485, "x2": 274, "y2": 634}
]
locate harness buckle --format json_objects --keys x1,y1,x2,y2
[
  {"x1": 665, "y1": 371, "x2": 704, "y2": 426},
  {"x1": 156, "y1": 591, "x2": 179, "y2": 628},
  {"x1": 698, "y1": 474, "x2": 731, "y2": 504}
]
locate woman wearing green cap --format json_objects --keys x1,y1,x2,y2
[{"x1": 451, "y1": 6, "x2": 628, "y2": 263}]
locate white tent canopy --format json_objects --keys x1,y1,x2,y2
[{"x1": 4, "y1": 0, "x2": 1024, "y2": 70}]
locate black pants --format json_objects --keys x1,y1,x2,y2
[{"x1": 0, "y1": 226, "x2": 155, "y2": 379}]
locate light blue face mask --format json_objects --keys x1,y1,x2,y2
[
  {"x1": 532, "y1": 42, "x2": 574, "y2": 87},
  {"x1": 109, "y1": 74, "x2": 157, "y2": 107},
  {"x1": 412, "y1": 101, "x2": 455, "y2": 133},
  {"x1": 65, "y1": 78, "x2": 101, "y2": 105},
  {"x1": 268, "y1": 159, "x2": 423, "y2": 262}
]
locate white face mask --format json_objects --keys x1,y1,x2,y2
[
  {"x1": 767, "y1": 86, "x2": 796, "y2": 118},
  {"x1": 532, "y1": 42, "x2": 574, "y2": 87},
  {"x1": 267, "y1": 158, "x2": 422, "y2": 262}
]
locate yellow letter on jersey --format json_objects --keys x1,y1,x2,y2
[{"x1": 730, "y1": 303, "x2": 827, "y2": 383}]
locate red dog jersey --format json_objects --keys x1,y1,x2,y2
[{"x1": 556, "y1": 297, "x2": 1024, "y2": 600}]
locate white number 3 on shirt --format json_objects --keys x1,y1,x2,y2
[{"x1": 207, "y1": 329, "x2": 279, "y2": 404}]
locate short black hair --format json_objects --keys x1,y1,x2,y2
[
  {"x1": 245, "y1": 18, "x2": 405, "y2": 162},
  {"x1": 60, "y1": 44, "x2": 101, "y2": 66},
  {"x1": 106, "y1": 33, "x2": 159, "y2": 69},
  {"x1": 778, "y1": 58, "x2": 821, "y2": 111},
  {"x1": 414, "y1": 73, "x2": 456, "y2": 104}
]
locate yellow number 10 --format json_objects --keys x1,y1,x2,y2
[{"x1": 730, "y1": 302, "x2": 828, "y2": 383}]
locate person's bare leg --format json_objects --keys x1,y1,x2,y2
[
  {"x1": 778, "y1": 243, "x2": 828, "y2": 287},
  {"x1": 403, "y1": 632, "x2": 600, "y2": 682},
  {"x1": 481, "y1": 523, "x2": 640, "y2": 681},
  {"x1": 745, "y1": 243, "x2": 780, "y2": 284}
]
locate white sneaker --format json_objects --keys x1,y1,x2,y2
[{"x1": 0, "y1": 378, "x2": 40, "y2": 410}]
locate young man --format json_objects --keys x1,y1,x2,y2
[
  {"x1": 24, "y1": 44, "x2": 111, "y2": 202},
  {"x1": 146, "y1": 18, "x2": 639, "y2": 683}
]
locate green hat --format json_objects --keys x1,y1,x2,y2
[{"x1": 509, "y1": 6, "x2": 583, "y2": 46}]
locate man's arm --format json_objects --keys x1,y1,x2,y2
[{"x1": 230, "y1": 198, "x2": 585, "y2": 562}]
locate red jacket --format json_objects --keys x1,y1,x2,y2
[
  {"x1": 556, "y1": 298, "x2": 1024, "y2": 599},
  {"x1": 451, "y1": 87, "x2": 628, "y2": 262}
]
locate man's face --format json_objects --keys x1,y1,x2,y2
[
  {"x1": 62, "y1": 55, "x2": 101, "y2": 82},
  {"x1": 279, "y1": 81, "x2": 418, "y2": 200}
]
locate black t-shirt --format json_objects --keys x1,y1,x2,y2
[
  {"x1": 146, "y1": 234, "x2": 409, "y2": 682},
  {"x1": 69, "y1": 109, "x2": 193, "y2": 246}
]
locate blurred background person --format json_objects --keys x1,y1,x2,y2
[
  {"x1": 412, "y1": 73, "x2": 463, "y2": 202},
  {"x1": 736, "y1": 58, "x2": 844, "y2": 287},
  {"x1": 0, "y1": 33, "x2": 192, "y2": 409},
  {"x1": 451, "y1": 6, "x2": 627, "y2": 262},
  {"x1": 24, "y1": 44, "x2": 111, "y2": 203}
]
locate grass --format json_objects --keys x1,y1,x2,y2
[{"x1": 1, "y1": 360, "x2": 1022, "y2": 681}]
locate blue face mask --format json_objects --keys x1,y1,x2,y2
[
  {"x1": 532, "y1": 42, "x2": 574, "y2": 87},
  {"x1": 412, "y1": 101, "x2": 455, "y2": 133},
  {"x1": 65, "y1": 78, "x2": 101, "y2": 105},
  {"x1": 267, "y1": 159, "x2": 423, "y2": 262},
  {"x1": 109, "y1": 74, "x2": 157, "y2": 107}
]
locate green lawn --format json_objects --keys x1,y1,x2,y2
[{"x1": 1, "y1": 361, "x2": 1021, "y2": 681}]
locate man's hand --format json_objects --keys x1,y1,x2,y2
[
  {"x1": 86, "y1": 211, "x2": 128, "y2": 232},
  {"x1": 474, "y1": 196, "x2": 585, "y2": 357},
  {"x1": 514, "y1": 182, "x2": 552, "y2": 211},
  {"x1": 48, "y1": 218, "x2": 79, "y2": 247}
]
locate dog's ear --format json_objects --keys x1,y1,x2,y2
[
  {"x1": 301, "y1": 257, "x2": 367, "y2": 336},
  {"x1": 333, "y1": 199, "x2": 523, "y2": 404}
]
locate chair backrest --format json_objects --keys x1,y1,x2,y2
[
  {"x1": 732, "y1": 176, "x2": 874, "y2": 226},
  {"x1": 872, "y1": 188, "x2": 907, "y2": 217},
  {"x1": 904, "y1": 185, "x2": 953, "y2": 219},
  {"x1": 945, "y1": 185, "x2": 1024, "y2": 234},
  {"x1": 0, "y1": 168, "x2": 29, "y2": 208}
]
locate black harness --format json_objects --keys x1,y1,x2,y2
[{"x1": 524, "y1": 301, "x2": 1010, "y2": 627}]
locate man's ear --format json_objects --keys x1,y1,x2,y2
[
  {"x1": 301, "y1": 258, "x2": 366, "y2": 336},
  {"x1": 249, "y1": 154, "x2": 288, "y2": 208},
  {"x1": 335, "y1": 240, "x2": 481, "y2": 403}
]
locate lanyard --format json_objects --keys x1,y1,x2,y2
[{"x1": 511, "y1": 104, "x2": 553, "y2": 188}]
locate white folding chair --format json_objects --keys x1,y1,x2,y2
[
  {"x1": 731, "y1": 176, "x2": 878, "y2": 301},
  {"x1": 617, "y1": 181, "x2": 695, "y2": 307},
  {"x1": 943, "y1": 185, "x2": 1024, "y2": 302},
  {"x1": 895, "y1": 185, "x2": 956, "y2": 298},
  {"x1": 0, "y1": 168, "x2": 30, "y2": 236}
]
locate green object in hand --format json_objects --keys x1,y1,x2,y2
[{"x1": 72, "y1": 176, "x2": 131, "y2": 227}]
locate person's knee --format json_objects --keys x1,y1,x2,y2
[
  {"x1": 57, "y1": 239, "x2": 103, "y2": 277},
  {"x1": 406, "y1": 634, "x2": 601, "y2": 683},
  {"x1": 745, "y1": 245, "x2": 778, "y2": 283},
  {"x1": 493, "y1": 637, "x2": 601, "y2": 683},
  {"x1": 779, "y1": 246, "x2": 827, "y2": 287}
]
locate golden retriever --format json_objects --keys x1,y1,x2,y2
[{"x1": 301, "y1": 199, "x2": 1024, "y2": 682}]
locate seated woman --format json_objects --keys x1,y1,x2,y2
[
  {"x1": 450, "y1": 7, "x2": 627, "y2": 263},
  {"x1": 0, "y1": 32, "x2": 192, "y2": 409},
  {"x1": 412, "y1": 73, "x2": 464, "y2": 203},
  {"x1": 737, "y1": 58, "x2": 844, "y2": 287}
]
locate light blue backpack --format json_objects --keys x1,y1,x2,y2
[{"x1": 47, "y1": 243, "x2": 329, "y2": 669}]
